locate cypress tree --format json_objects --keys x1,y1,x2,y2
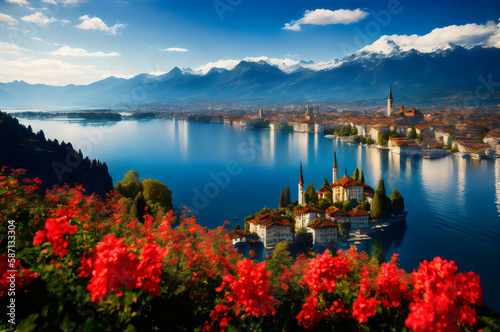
[
  {"x1": 323, "y1": 178, "x2": 329, "y2": 188},
  {"x1": 377, "y1": 178, "x2": 387, "y2": 196},
  {"x1": 372, "y1": 189, "x2": 387, "y2": 219},
  {"x1": 359, "y1": 170, "x2": 365, "y2": 183},
  {"x1": 390, "y1": 189, "x2": 405, "y2": 215},
  {"x1": 133, "y1": 191, "x2": 147, "y2": 222},
  {"x1": 278, "y1": 190, "x2": 285, "y2": 208},
  {"x1": 352, "y1": 168, "x2": 359, "y2": 181},
  {"x1": 305, "y1": 183, "x2": 318, "y2": 205},
  {"x1": 284, "y1": 186, "x2": 291, "y2": 205}
]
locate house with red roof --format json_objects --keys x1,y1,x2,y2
[
  {"x1": 247, "y1": 212, "x2": 293, "y2": 248},
  {"x1": 347, "y1": 209, "x2": 371, "y2": 229},
  {"x1": 307, "y1": 219, "x2": 338, "y2": 245},
  {"x1": 294, "y1": 205, "x2": 325, "y2": 230}
]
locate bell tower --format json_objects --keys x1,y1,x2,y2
[{"x1": 387, "y1": 84, "x2": 394, "y2": 116}]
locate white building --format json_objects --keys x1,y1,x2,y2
[
  {"x1": 388, "y1": 137, "x2": 422, "y2": 155},
  {"x1": 307, "y1": 219, "x2": 338, "y2": 245},
  {"x1": 347, "y1": 209, "x2": 371, "y2": 229},
  {"x1": 228, "y1": 229, "x2": 248, "y2": 245},
  {"x1": 294, "y1": 205, "x2": 325, "y2": 230},
  {"x1": 248, "y1": 213, "x2": 293, "y2": 248},
  {"x1": 325, "y1": 207, "x2": 350, "y2": 223}
]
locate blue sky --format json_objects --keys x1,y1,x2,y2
[{"x1": 0, "y1": 0, "x2": 499, "y2": 85}]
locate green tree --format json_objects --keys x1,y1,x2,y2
[
  {"x1": 352, "y1": 168, "x2": 359, "y2": 181},
  {"x1": 132, "y1": 191, "x2": 147, "y2": 222},
  {"x1": 324, "y1": 192, "x2": 333, "y2": 205},
  {"x1": 323, "y1": 178, "x2": 329, "y2": 188},
  {"x1": 235, "y1": 224, "x2": 241, "y2": 230},
  {"x1": 266, "y1": 242, "x2": 293, "y2": 287},
  {"x1": 284, "y1": 186, "x2": 291, "y2": 205},
  {"x1": 142, "y1": 179, "x2": 173, "y2": 216},
  {"x1": 408, "y1": 127, "x2": 417, "y2": 139},
  {"x1": 260, "y1": 207, "x2": 271, "y2": 215},
  {"x1": 305, "y1": 183, "x2": 318, "y2": 205},
  {"x1": 417, "y1": 133, "x2": 424, "y2": 141},
  {"x1": 371, "y1": 239, "x2": 385, "y2": 265},
  {"x1": 377, "y1": 178, "x2": 387, "y2": 196},
  {"x1": 278, "y1": 190, "x2": 285, "y2": 208},
  {"x1": 343, "y1": 200, "x2": 352, "y2": 212},
  {"x1": 362, "y1": 199, "x2": 371, "y2": 211},
  {"x1": 359, "y1": 170, "x2": 365, "y2": 184},
  {"x1": 318, "y1": 199, "x2": 330, "y2": 211},
  {"x1": 371, "y1": 189, "x2": 385, "y2": 219},
  {"x1": 115, "y1": 170, "x2": 142, "y2": 199},
  {"x1": 390, "y1": 189, "x2": 405, "y2": 215}
]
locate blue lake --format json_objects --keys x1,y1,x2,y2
[{"x1": 17, "y1": 118, "x2": 500, "y2": 311}]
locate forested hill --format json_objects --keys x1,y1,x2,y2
[{"x1": 0, "y1": 111, "x2": 113, "y2": 196}]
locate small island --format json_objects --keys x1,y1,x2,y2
[{"x1": 230, "y1": 152, "x2": 406, "y2": 252}]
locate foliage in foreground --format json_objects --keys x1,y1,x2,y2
[{"x1": 0, "y1": 167, "x2": 498, "y2": 332}]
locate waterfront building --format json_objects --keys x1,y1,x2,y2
[
  {"x1": 294, "y1": 205, "x2": 325, "y2": 230},
  {"x1": 307, "y1": 219, "x2": 338, "y2": 245},
  {"x1": 247, "y1": 212, "x2": 293, "y2": 248},
  {"x1": 347, "y1": 209, "x2": 371, "y2": 229}
]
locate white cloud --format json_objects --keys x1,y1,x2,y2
[
  {"x1": 0, "y1": 42, "x2": 31, "y2": 55},
  {"x1": 5, "y1": 0, "x2": 29, "y2": 6},
  {"x1": 41, "y1": 0, "x2": 57, "y2": 4},
  {"x1": 162, "y1": 47, "x2": 188, "y2": 52},
  {"x1": 21, "y1": 12, "x2": 57, "y2": 27},
  {"x1": 283, "y1": 8, "x2": 369, "y2": 31},
  {"x1": 0, "y1": 12, "x2": 19, "y2": 25},
  {"x1": 47, "y1": 42, "x2": 60, "y2": 46},
  {"x1": 32, "y1": 37, "x2": 43, "y2": 42},
  {"x1": 76, "y1": 15, "x2": 124, "y2": 35},
  {"x1": 0, "y1": 58, "x2": 128, "y2": 85},
  {"x1": 61, "y1": 19, "x2": 70, "y2": 25},
  {"x1": 50, "y1": 45, "x2": 120, "y2": 57},
  {"x1": 358, "y1": 20, "x2": 500, "y2": 54}
]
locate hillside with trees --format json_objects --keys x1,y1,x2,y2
[{"x1": 0, "y1": 111, "x2": 112, "y2": 196}]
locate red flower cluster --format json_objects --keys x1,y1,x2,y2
[
  {"x1": 216, "y1": 258, "x2": 276, "y2": 317},
  {"x1": 79, "y1": 235, "x2": 167, "y2": 302},
  {"x1": 0, "y1": 254, "x2": 37, "y2": 296},
  {"x1": 33, "y1": 216, "x2": 78, "y2": 258},
  {"x1": 303, "y1": 250, "x2": 351, "y2": 296},
  {"x1": 375, "y1": 253, "x2": 410, "y2": 308},
  {"x1": 352, "y1": 267, "x2": 380, "y2": 324},
  {"x1": 405, "y1": 257, "x2": 483, "y2": 332},
  {"x1": 136, "y1": 242, "x2": 168, "y2": 296}
]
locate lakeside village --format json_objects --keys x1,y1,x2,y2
[
  {"x1": 12, "y1": 85, "x2": 500, "y2": 159},
  {"x1": 227, "y1": 152, "x2": 406, "y2": 253}
]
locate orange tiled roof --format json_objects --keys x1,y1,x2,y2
[
  {"x1": 294, "y1": 205, "x2": 324, "y2": 215},
  {"x1": 248, "y1": 213, "x2": 292, "y2": 227},
  {"x1": 331, "y1": 175, "x2": 370, "y2": 189},
  {"x1": 347, "y1": 209, "x2": 371, "y2": 217},
  {"x1": 325, "y1": 206, "x2": 348, "y2": 217},
  {"x1": 228, "y1": 229, "x2": 248, "y2": 239},
  {"x1": 307, "y1": 218, "x2": 338, "y2": 229},
  {"x1": 318, "y1": 185, "x2": 332, "y2": 194}
]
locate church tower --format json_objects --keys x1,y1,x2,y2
[
  {"x1": 298, "y1": 162, "x2": 304, "y2": 205},
  {"x1": 305, "y1": 102, "x2": 311, "y2": 121},
  {"x1": 387, "y1": 84, "x2": 394, "y2": 116},
  {"x1": 332, "y1": 151, "x2": 338, "y2": 183}
]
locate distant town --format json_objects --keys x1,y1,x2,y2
[{"x1": 10, "y1": 85, "x2": 500, "y2": 160}]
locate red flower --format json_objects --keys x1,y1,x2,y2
[
  {"x1": 303, "y1": 250, "x2": 350, "y2": 296},
  {"x1": 405, "y1": 257, "x2": 482, "y2": 332},
  {"x1": 33, "y1": 216, "x2": 78, "y2": 258}
]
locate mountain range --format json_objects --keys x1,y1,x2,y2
[{"x1": 1, "y1": 44, "x2": 500, "y2": 108}]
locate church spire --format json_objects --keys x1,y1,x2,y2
[
  {"x1": 333, "y1": 151, "x2": 338, "y2": 169},
  {"x1": 299, "y1": 162, "x2": 304, "y2": 186},
  {"x1": 388, "y1": 83, "x2": 393, "y2": 100}
]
